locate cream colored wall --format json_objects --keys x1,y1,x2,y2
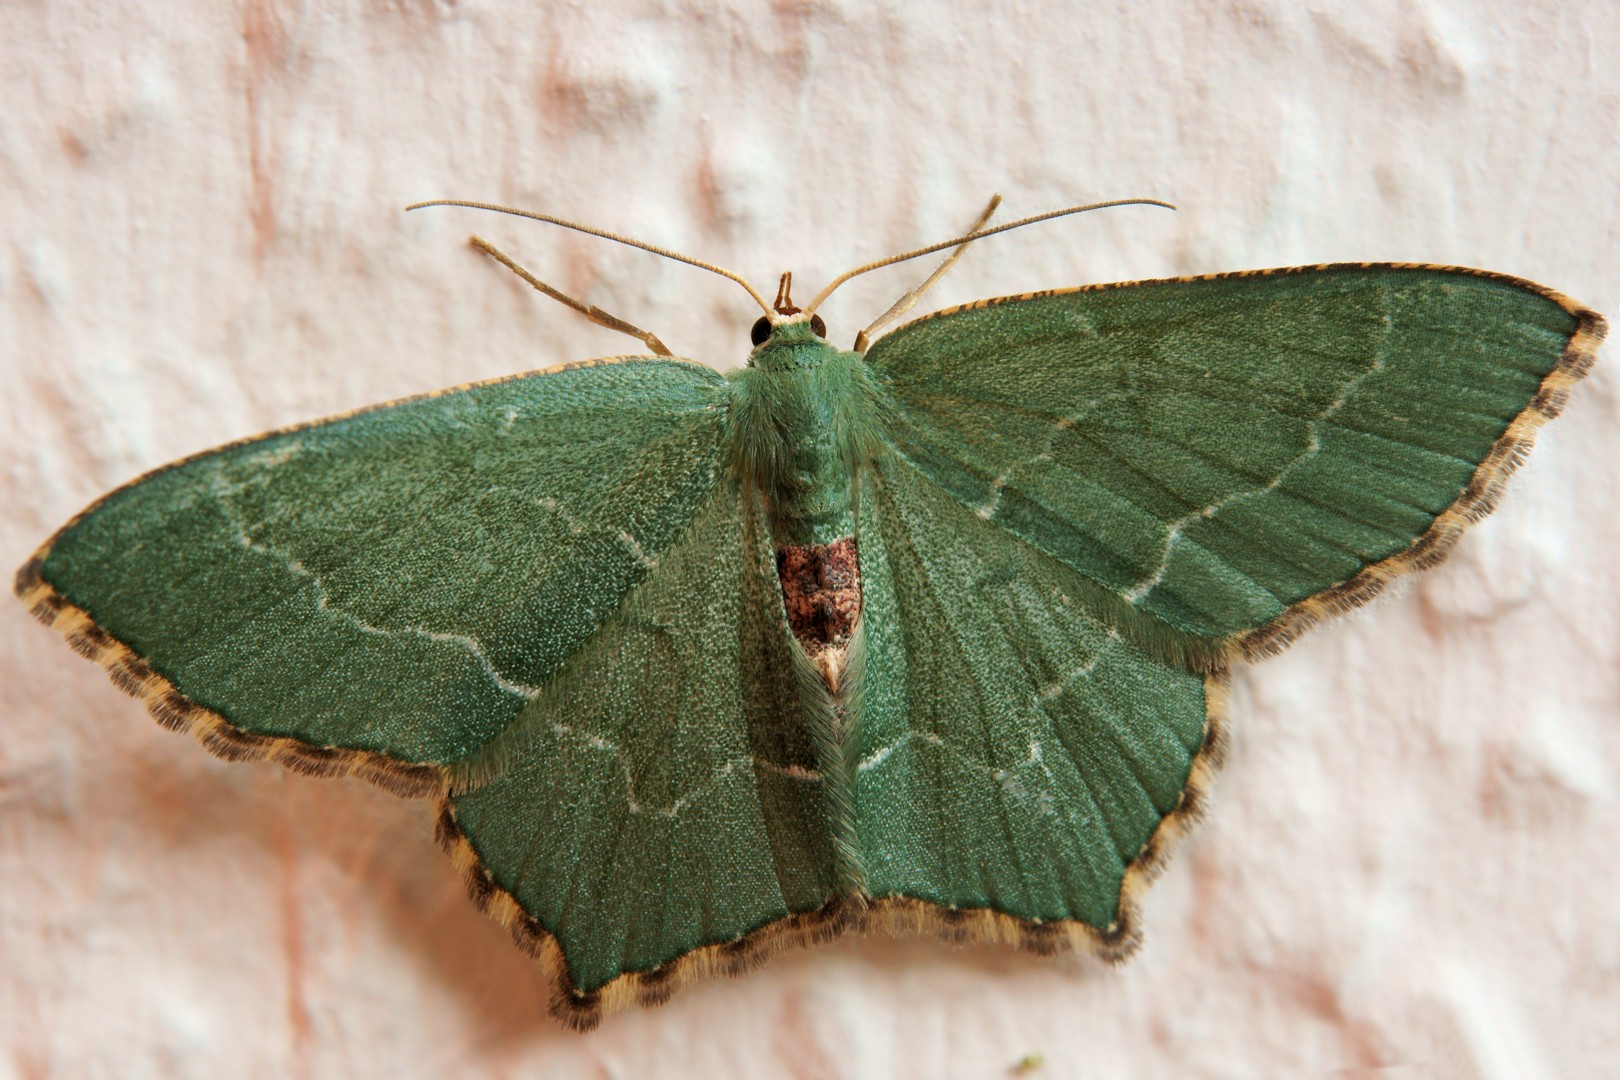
[{"x1": 3, "y1": 3, "x2": 1615, "y2": 1076}]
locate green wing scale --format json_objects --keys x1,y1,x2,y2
[
  {"x1": 853, "y1": 457, "x2": 1223, "y2": 951},
  {"x1": 440, "y1": 482, "x2": 841, "y2": 1019},
  {"x1": 867, "y1": 265, "x2": 1602, "y2": 660},
  {"x1": 22, "y1": 357, "x2": 733, "y2": 781},
  {"x1": 19, "y1": 259, "x2": 1602, "y2": 1029}
]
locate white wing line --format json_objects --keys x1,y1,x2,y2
[
  {"x1": 976, "y1": 414, "x2": 1076, "y2": 519},
  {"x1": 210, "y1": 465, "x2": 545, "y2": 699},
  {"x1": 545, "y1": 720, "x2": 821, "y2": 818},
  {"x1": 1125, "y1": 346, "x2": 1388, "y2": 605}
]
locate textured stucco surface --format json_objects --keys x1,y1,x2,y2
[{"x1": 3, "y1": 3, "x2": 1617, "y2": 1077}]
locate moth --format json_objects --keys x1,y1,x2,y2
[{"x1": 18, "y1": 196, "x2": 1604, "y2": 1030}]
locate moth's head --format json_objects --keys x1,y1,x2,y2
[
  {"x1": 747, "y1": 272, "x2": 830, "y2": 370},
  {"x1": 747, "y1": 312, "x2": 830, "y2": 369}
]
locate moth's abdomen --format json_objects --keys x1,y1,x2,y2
[
  {"x1": 727, "y1": 343, "x2": 880, "y2": 684},
  {"x1": 766, "y1": 418, "x2": 863, "y2": 667},
  {"x1": 776, "y1": 537, "x2": 862, "y2": 655}
]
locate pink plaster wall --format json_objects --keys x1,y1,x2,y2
[{"x1": 3, "y1": 3, "x2": 1616, "y2": 1076}]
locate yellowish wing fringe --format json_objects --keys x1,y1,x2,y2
[
  {"x1": 10, "y1": 357, "x2": 690, "y2": 791},
  {"x1": 890, "y1": 264, "x2": 1605, "y2": 663},
  {"x1": 21, "y1": 536, "x2": 1230, "y2": 1031},
  {"x1": 1227, "y1": 280, "x2": 1604, "y2": 660},
  {"x1": 434, "y1": 669, "x2": 1231, "y2": 1032},
  {"x1": 15, "y1": 561, "x2": 451, "y2": 798}
]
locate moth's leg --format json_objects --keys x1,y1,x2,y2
[{"x1": 468, "y1": 234, "x2": 673, "y2": 356}]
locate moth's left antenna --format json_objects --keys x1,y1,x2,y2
[
  {"x1": 406, "y1": 199, "x2": 776, "y2": 322},
  {"x1": 463, "y1": 234, "x2": 675, "y2": 356}
]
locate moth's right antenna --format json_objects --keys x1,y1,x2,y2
[
  {"x1": 803, "y1": 196, "x2": 1176, "y2": 323},
  {"x1": 853, "y1": 194, "x2": 1003, "y2": 353}
]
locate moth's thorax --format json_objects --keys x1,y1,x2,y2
[
  {"x1": 727, "y1": 344, "x2": 874, "y2": 544},
  {"x1": 728, "y1": 322, "x2": 884, "y2": 684}
]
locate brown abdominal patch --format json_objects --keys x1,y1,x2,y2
[{"x1": 776, "y1": 537, "x2": 861, "y2": 655}]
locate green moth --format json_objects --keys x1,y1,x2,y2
[{"x1": 17, "y1": 197, "x2": 1604, "y2": 1031}]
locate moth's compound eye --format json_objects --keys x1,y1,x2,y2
[
  {"x1": 750, "y1": 317, "x2": 771, "y2": 346},
  {"x1": 809, "y1": 313, "x2": 827, "y2": 338}
]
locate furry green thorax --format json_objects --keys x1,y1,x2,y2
[{"x1": 728, "y1": 320, "x2": 888, "y2": 545}]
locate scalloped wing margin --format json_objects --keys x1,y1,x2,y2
[
  {"x1": 22, "y1": 355, "x2": 732, "y2": 767},
  {"x1": 865, "y1": 264, "x2": 1604, "y2": 664},
  {"x1": 434, "y1": 669, "x2": 1229, "y2": 1032}
]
